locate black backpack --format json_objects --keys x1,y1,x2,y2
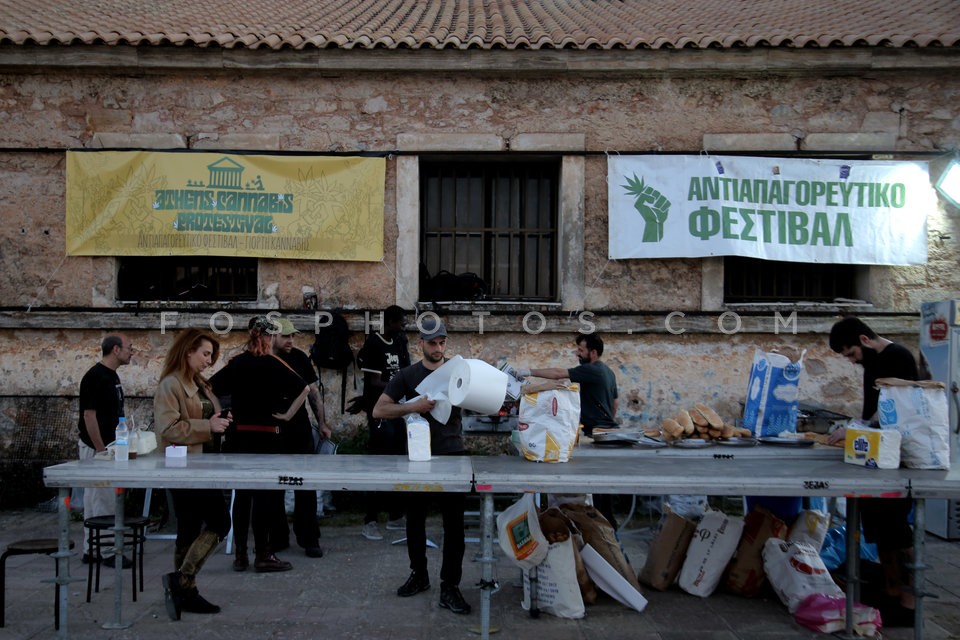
[{"x1": 310, "y1": 311, "x2": 355, "y2": 413}]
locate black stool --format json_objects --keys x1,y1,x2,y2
[
  {"x1": 83, "y1": 516, "x2": 148, "y2": 603},
  {"x1": 1, "y1": 538, "x2": 75, "y2": 629}
]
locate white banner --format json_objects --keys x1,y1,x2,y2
[{"x1": 608, "y1": 155, "x2": 934, "y2": 264}]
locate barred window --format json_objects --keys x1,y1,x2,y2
[
  {"x1": 420, "y1": 159, "x2": 559, "y2": 301},
  {"x1": 117, "y1": 257, "x2": 257, "y2": 302},
  {"x1": 724, "y1": 257, "x2": 858, "y2": 303}
]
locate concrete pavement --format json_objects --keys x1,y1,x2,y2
[{"x1": 2, "y1": 502, "x2": 959, "y2": 639}]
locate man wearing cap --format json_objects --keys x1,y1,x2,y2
[
  {"x1": 372, "y1": 315, "x2": 471, "y2": 615},
  {"x1": 272, "y1": 316, "x2": 329, "y2": 559}
]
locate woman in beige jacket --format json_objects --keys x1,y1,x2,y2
[{"x1": 154, "y1": 328, "x2": 231, "y2": 621}]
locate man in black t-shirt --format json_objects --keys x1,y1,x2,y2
[
  {"x1": 827, "y1": 316, "x2": 919, "y2": 627},
  {"x1": 357, "y1": 305, "x2": 410, "y2": 540},
  {"x1": 372, "y1": 317, "x2": 471, "y2": 615},
  {"x1": 521, "y1": 332, "x2": 621, "y2": 527},
  {"x1": 273, "y1": 316, "x2": 328, "y2": 559},
  {"x1": 76, "y1": 334, "x2": 133, "y2": 564},
  {"x1": 522, "y1": 333, "x2": 619, "y2": 436}
]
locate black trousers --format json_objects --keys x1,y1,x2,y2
[
  {"x1": 404, "y1": 451, "x2": 467, "y2": 587},
  {"x1": 232, "y1": 489, "x2": 286, "y2": 554}
]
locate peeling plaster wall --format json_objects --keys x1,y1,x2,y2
[{"x1": 0, "y1": 63, "x2": 959, "y2": 505}]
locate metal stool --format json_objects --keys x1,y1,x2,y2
[
  {"x1": 1, "y1": 538, "x2": 75, "y2": 629},
  {"x1": 83, "y1": 516, "x2": 148, "y2": 602}
]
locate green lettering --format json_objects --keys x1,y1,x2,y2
[
  {"x1": 833, "y1": 212, "x2": 853, "y2": 246},
  {"x1": 689, "y1": 206, "x2": 721, "y2": 240},
  {"x1": 811, "y1": 212, "x2": 832, "y2": 246},
  {"x1": 739, "y1": 209, "x2": 756, "y2": 241},
  {"x1": 722, "y1": 206, "x2": 739, "y2": 239},
  {"x1": 789, "y1": 211, "x2": 809, "y2": 245}
]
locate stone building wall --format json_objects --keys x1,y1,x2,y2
[{"x1": 0, "y1": 58, "x2": 958, "y2": 505}]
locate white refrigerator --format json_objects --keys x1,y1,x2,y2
[{"x1": 919, "y1": 300, "x2": 960, "y2": 539}]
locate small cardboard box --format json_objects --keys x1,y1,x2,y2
[
  {"x1": 638, "y1": 509, "x2": 697, "y2": 591},
  {"x1": 844, "y1": 423, "x2": 901, "y2": 469}
]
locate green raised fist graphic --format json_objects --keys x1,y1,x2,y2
[{"x1": 622, "y1": 174, "x2": 670, "y2": 242}]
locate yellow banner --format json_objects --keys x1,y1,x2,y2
[{"x1": 66, "y1": 151, "x2": 385, "y2": 260}]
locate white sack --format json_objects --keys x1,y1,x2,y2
[
  {"x1": 521, "y1": 538, "x2": 585, "y2": 619},
  {"x1": 877, "y1": 378, "x2": 950, "y2": 469},
  {"x1": 763, "y1": 539, "x2": 843, "y2": 613},
  {"x1": 515, "y1": 385, "x2": 581, "y2": 463},
  {"x1": 678, "y1": 509, "x2": 744, "y2": 597}
]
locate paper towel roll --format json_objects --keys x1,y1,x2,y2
[{"x1": 448, "y1": 358, "x2": 509, "y2": 414}]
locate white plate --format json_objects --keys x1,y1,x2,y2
[
  {"x1": 715, "y1": 437, "x2": 758, "y2": 447},
  {"x1": 671, "y1": 438, "x2": 714, "y2": 449}
]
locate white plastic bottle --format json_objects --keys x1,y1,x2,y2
[{"x1": 115, "y1": 417, "x2": 129, "y2": 461}]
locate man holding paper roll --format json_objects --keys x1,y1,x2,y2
[{"x1": 371, "y1": 316, "x2": 471, "y2": 616}]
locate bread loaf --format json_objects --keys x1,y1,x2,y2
[{"x1": 694, "y1": 403, "x2": 724, "y2": 429}]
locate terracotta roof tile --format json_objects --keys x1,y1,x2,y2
[{"x1": 0, "y1": 0, "x2": 957, "y2": 50}]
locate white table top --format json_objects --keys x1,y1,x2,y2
[
  {"x1": 471, "y1": 454, "x2": 951, "y2": 498},
  {"x1": 43, "y1": 453, "x2": 474, "y2": 493},
  {"x1": 43, "y1": 451, "x2": 960, "y2": 499}
]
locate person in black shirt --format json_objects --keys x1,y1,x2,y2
[
  {"x1": 827, "y1": 316, "x2": 918, "y2": 627},
  {"x1": 76, "y1": 334, "x2": 133, "y2": 566},
  {"x1": 358, "y1": 305, "x2": 410, "y2": 540},
  {"x1": 272, "y1": 316, "x2": 328, "y2": 558},
  {"x1": 521, "y1": 333, "x2": 621, "y2": 527},
  {"x1": 372, "y1": 317, "x2": 471, "y2": 615},
  {"x1": 210, "y1": 317, "x2": 309, "y2": 573}
]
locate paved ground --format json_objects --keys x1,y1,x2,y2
[{"x1": 2, "y1": 500, "x2": 960, "y2": 640}]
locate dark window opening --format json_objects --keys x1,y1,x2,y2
[
  {"x1": 117, "y1": 257, "x2": 258, "y2": 302},
  {"x1": 724, "y1": 257, "x2": 858, "y2": 303},
  {"x1": 419, "y1": 160, "x2": 559, "y2": 301}
]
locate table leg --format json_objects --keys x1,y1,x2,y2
[
  {"x1": 102, "y1": 488, "x2": 130, "y2": 630},
  {"x1": 479, "y1": 493, "x2": 494, "y2": 640},
  {"x1": 844, "y1": 497, "x2": 861, "y2": 639},
  {"x1": 913, "y1": 498, "x2": 925, "y2": 640},
  {"x1": 56, "y1": 487, "x2": 70, "y2": 640}
]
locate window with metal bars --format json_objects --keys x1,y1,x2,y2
[
  {"x1": 419, "y1": 159, "x2": 559, "y2": 301},
  {"x1": 723, "y1": 256, "x2": 858, "y2": 303},
  {"x1": 117, "y1": 257, "x2": 258, "y2": 302}
]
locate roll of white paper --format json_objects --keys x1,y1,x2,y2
[{"x1": 448, "y1": 358, "x2": 509, "y2": 414}]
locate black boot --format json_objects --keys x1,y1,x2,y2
[
  {"x1": 179, "y1": 588, "x2": 221, "y2": 614},
  {"x1": 161, "y1": 572, "x2": 182, "y2": 621},
  {"x1": 233, "y1": 546, "x2": 249, "y2": 572}
]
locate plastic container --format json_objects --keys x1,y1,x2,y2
[
  {"x1": 114, "y1": 417, "x2": 129, "y2": 462},
  {"x1": 128, "y1": 423, "x2": 139, "y2": 459}
]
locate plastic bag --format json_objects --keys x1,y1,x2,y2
[
  {"x1": 818, "y1": 525, "x2": 879, "y2": 571},
  {"x1": 794, "y1": 593, "x2": 882, "y2": 635},
  {"x1": 515, "y1": 385, "x2": 581, "y2": 462},
  {"x1": 742, "y1": 348, "x2": 805, "y2": 437},
  {"x1": 497, "y1": 493, "x2": 549, "y2": 570}
]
